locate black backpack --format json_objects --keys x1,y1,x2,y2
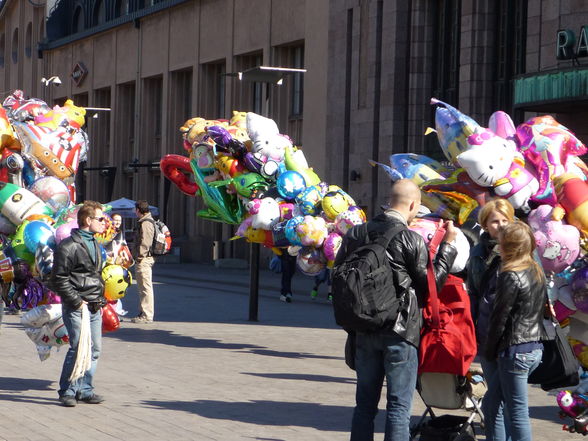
[{"x1": 332, "y1": 222, "x2": 406, "y2": 332}]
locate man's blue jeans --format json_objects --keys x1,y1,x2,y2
[
  {"x1": 59, "y1": 305, "x2": 103, "y2": 399},
  {"x1": 481, "y1": 356, "x2": 511, "y2": 441},
  {"x1": 482, "y1": 349, "x2": 543, "y2": 441},
  {"x1": 350, "y1": 332, "x2": 418, "y2": 441}
]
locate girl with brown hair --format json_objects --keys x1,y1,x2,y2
[{"x1": 484, "y1": 221, "x2": 547, "y2": 441}]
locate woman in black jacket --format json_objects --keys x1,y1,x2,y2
[
  {"x1": 466, "y1": 198, "x2": 515, "y2": 441},
  {"x1": 485, "y1": 221, "x2": 547, "y2": 441}
]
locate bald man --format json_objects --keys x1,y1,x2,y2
[{"x1": 335, "y1": 179, "x2": 457, "y2": 441}]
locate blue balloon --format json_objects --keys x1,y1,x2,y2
[
  {"x1": 276, "y1": 171, "x2": 306, "y2": 200},
  {"x1": 295, "y1": 186, "x2": 322, "y2": 215},
  {"x1": 100, "y1": 245, "x2": 107, "y2": 265},
  {"x1": 285, "y1": 216, "x2": 304, "y2": 246},
  {"x1": 23, "y1": 221, "x2": 56, "y2": 254}
]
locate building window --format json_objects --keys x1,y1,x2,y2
[
  {"x1": 11, "y1": 28, "x2": 18, "y2": 64},
  {"x1": 115, "y1": 0, "x2": 129, "y2": 18},
  {"x1": 433, "y1": 0, "x2": 461, "y2": 104},
  {"x1": 200, "y1": 61, "x2": 225, "y2": 119},
  {"x1": 167, "y1": 69, "x2": 193, "y2": 234},
  {"x1": 272, "y1": 43, "x2": 305, "y2": 143},
  {"x1": 291, "y1": 46, "x2": 304, "y2": 116},
  {"x1": 233, "y1": 52, "x2": 263, "y2": 114},
  {"x1": 94, "y1": 0, "x2": 106, "y2": 26},
  {"x1": 495, "y1": 0, "x2": 527, "y2": 114},
  {"x1": 115, "y1": 82, "x2": 135, "y2": 196},
  {"x1": 73, "y1": 6, "x2": 84, "y2": 33},
  {"x1": 0, "y1": 33, "x2": 5, "y2": 68},
  {"x1": 25, "y1": 23, "x2": 32, "y2": 58},
  {"x1": 141, "y1": 76, "x2": 163, "y2": 199}
]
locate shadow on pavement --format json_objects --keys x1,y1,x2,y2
[
  {"x1": 142, "y1": 399, "x2": 353, "y2": 432},
  {"x1": 106, "y1": 328, "x2": 342, "y2": 361},
  {"x1": 241, "y1": 372, "x2": 355, "y2": 384},
  {"x1": 0, "y1": 377, "x2": 53, "y2": 391},
  {"x1": 240, "y1": 348, "x2": 343, "y2": 361},
  {"x1": 105, "y1": 327, "x2": 264, "y2": 350},
  {"x1": 0, "y1": 392, "x2": 57, "y2": 405},
  {"x1": 529, "y1": 405, "x2": 563, "y2": 424}
]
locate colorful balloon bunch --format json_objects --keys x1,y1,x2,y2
[
  {"x1": 373, "y1": 98, "x2": 588, "y2": 378},
  {"x1": 0, "y1": 90, "x2": 135, "y2": 358},
  {"x1": 162, "y1": 111, "x2": 367, "y2": 275}
]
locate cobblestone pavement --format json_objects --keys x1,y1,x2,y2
[{"x1": 0, "y1": 263, "x2": 570, "y2": 440}]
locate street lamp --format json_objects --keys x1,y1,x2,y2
[
  {"x1": 41, "y1": 76, "x2": 62, "y2": 86},
  {"x1": 226, "y1": 65, "x2": 307, "y2": 322}
]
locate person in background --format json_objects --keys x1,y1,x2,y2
[
  {"x1": 106, "y1": 213, "x2": 131, "y2": 319},
  {"x1": 51, "y1": 200, "x2": 106, "y2": 407},
  {"x1": 311, "y1": 268, "x2": 332, "y2": 301},
  {"x1": 131, "y1": 200, "x2": 155, "y2": 323},
  {"x1": 279, "y1": 251, "x2": 297, "y2": 303},
  {"x1": 485, "y1": 221, "x2": 547, "y2": 441},
  {"x1": 466, "y1": 198, "x2": 515, "y2": 441}
]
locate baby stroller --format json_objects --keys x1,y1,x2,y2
[{"x1": 409, "y1": 369, "x2": 486, "y2": 441}]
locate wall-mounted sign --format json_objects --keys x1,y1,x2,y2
[
  {"x1": 557, "y1": 27, "x2": 588, "y2": 60},
  {"x1": 71, "y1": 62, "x2": 88, "y2": 86}
]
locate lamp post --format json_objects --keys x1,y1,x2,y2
[
  {"x1": 225, "y1": 65, "x2": 307, "y2": 322},
  {"x1": 41, "y1": 76, "x2": 62, "y2": 86}
]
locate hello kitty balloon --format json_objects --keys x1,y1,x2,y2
[
  {"x1": 527, "y1": 205, "x2": 580, "y2": 274},
  {"x1": 457, "y1": 128, "x2": 539, "y2": 211}
]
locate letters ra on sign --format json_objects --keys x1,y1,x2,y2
[
  {"x1": 557, "y1": 27, "x2": 588, "y2": 60},
  {"x1": 71, "y1": 62, "x2": 88, "y2": 86}
]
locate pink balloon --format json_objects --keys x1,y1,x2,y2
[
  {"x1": 55, "y1": 220, "x2": 78, "y2": 244},
  {"x1": 323, "y1": 232, "x2": 342, "y2": 261},
  {"x1": 528, "y1": 205, "x2": 580, "y2": 274}
]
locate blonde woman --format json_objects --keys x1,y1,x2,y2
[
  {"x1": 485, "y1": 221, "x2": 547, "y2": 441},
  {"x1": 466, "y1": 199, "x2": 515, "y2": 441}
]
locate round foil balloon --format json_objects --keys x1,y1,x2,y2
[
  {"x1": 23, "y1": 220, "x2": 56, "y2": 253},
  {"x1": 277, "y1": 170, "x2": 306, "y2": 200},
  {"x1": 55, "y1": 220, "x2": 77, "y2": 244},
  {"x1": 572, "y1": 266, "x2": 588, "y2": 313},
  {"x1": 285, "y1": 216, "x2": 305, "y2": 246},
  {"x1": 323, "y1": 232, "x2": 343, "y2": 262},
  {"x1": 295, "y1": 215, "x2": 328, "y2": 248},
  {"x1": 102, "y1": 303, "x2": 120, "y2": 333},
  {"x1": 28, "y1": 176, "x2": 70, "y2": 214},
  {"x1": 335, "y1": 206, "x2": 366, "y2": 235},
  {"x1": 295, "y1": 186, "x2": 322, "y2": 216},
  {"x1": 322, "y1": 191, "x2": 350, "y2": 220},
  {"x1": 296, "y1": 247, "x2": 326, "y2": 276},
  {"x1": 102, "y1": 264, "x2": 133, "y2": 301}
]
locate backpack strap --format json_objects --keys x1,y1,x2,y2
[
  {"x1": 426, "y1": 222, "x2": 447, "y2": 329},
  {"x1": 366, "y1": 220, "x2": 406, "y2": 251}
]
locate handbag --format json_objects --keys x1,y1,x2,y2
[
  {"x1": 418, "y1": 225, "x2": 477, "y2": 376},
  {"x1": 528, "y1": 315, "x2": 580, "y2": 391}
]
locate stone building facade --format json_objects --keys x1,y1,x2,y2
[{"x1": 0, "y1": 0, "x2": 587, "y2": 262}]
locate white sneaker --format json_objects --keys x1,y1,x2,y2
[{"x1": 280, "y1": 293, "x2": 293, "y2": 303}]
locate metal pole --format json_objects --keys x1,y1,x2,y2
[{"x1": 248, "y1": 242, "x2": 260, "y2": 321}]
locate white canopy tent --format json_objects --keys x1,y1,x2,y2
[{"x1": 105, "y1": 197, "x2": 160, "y2": 218}]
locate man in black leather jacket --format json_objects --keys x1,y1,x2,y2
[
  {"x1": 336, "y1": 179, "x2": 457, "y2": 441},
  {"x1": 51, "y1": 201, "x2": 106, "y2": 407}
]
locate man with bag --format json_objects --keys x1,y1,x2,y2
[
  {"x1": 51, "y1": 200, "x2": 106, "y2": 407},
  {"x1": 131, "y1": 200, "x2": 155, "y2": 324},
  {"x1": 334, "y1": 179, "x2": 457, "y2": 441}
]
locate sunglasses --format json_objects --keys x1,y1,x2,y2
[{"x1": 91, "y1": 217, "x2": 106, "y2": 222}]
